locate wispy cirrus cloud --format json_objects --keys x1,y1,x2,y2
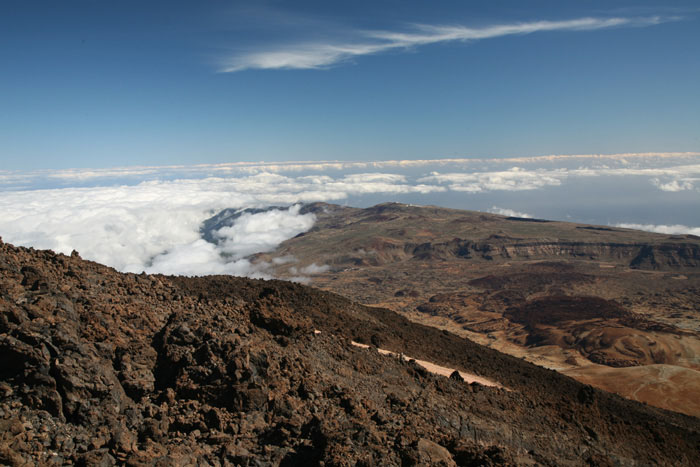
[{"x1": 221, "y1": 16, "x2": 672, "y2": 72}]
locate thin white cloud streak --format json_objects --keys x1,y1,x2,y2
[
  {"x1": 301, "y1": 263, "x2": 330, "y2": 274},
  {"x1": 488, "y1": 206, "x2": 533, "y2": 218},
  {"x1": 615, "y1": 223, "x2": 700, "y2": 236},
  {"x1": 47, "y1": 167, "x2": 161, "y2": 180},
  {"x1": 288, "y1": 262, "x2": 330, "y2": 277},
  {"x1": 5, "y1": 152, "x2": 698, "y2": 188},
  {"x1": 570, "y1": 164, "x2": 700, "y2": 178},
  {"x1": 221, "y1": 16, "x2": 671, "y2": 72}
]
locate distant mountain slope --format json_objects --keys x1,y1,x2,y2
[
  {"x1": 253, "y1": 202, "x2": 700, "y2": 417},
  {"x1": 2, "y1": 238, "x2": 700, "y2": 465}
]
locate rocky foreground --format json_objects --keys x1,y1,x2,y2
[{"x1": 1, "y1": 238, "x2": 700, "y2": 466}]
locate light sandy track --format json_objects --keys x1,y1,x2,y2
[
  {"x1": 313, "y1": 329, "x2": 506, "y2": 388},
  {"x1": 350, "y1": 341, "x2": 506, "y2": 389}
]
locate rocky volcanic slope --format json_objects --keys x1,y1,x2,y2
[
  {"x1": 2, "y1": 239, "x2": 700, "y2": 466},
  {"x1": 254, "y1": 203, "x2": 700, "y2": 417}
]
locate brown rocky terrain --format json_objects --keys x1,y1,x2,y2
[
  {"x1": 251, "y1": 202, "x2": 700, "y2": 417},
  {"x1": 2, "y1": 238, "x2": 700, "y2": 465}
]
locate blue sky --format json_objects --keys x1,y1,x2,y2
[{"x1": 1, "y1": 1, "x2": 699, "y2": 170}]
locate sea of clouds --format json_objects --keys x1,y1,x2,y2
[{"x1": 1, "y1": 152, "x2": 698, "y2": 278}]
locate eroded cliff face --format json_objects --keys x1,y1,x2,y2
[
  {"x1": 497, "y1": 241, "x2": 700, "y2": 270},
  {"x1": 333, "y1": 238, "x2": 700, "y2": 270},
  {"x1": 2, "y1": 238, "x2": 700, "y2": 466}
]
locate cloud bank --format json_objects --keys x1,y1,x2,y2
[
  {"x1": 615, "y1": 223, "x2": 700, "y2": 237},
  {"x1": 418, "y1": 167, "x2": 566, "y2": 192},
  {"x1": 221, "y1": 16, "x2": 671, "y2": 72},
  {"x1": 0, "y1": 173, "x2": 442, "y2": 277},
  {"x1": 146, "y1": 205, "x2": 316, "y2": 277},
  {"x1": 213, "y1": 205, "x2": 315, "y2": 260},
  {"x1": 1, "y1": 153, "x2": 699, "y2": 278}
]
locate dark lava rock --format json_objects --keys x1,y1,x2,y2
[{"x1": 1, "y1": 238, "x2": 700, "y2": 465}]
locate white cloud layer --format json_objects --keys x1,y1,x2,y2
[
  {"x1": 0, "y1": 173, "x2": 442, "y2": 277},
  {"x1": 145, "y1": 206, "x2": 315, "y2": 277},
  {"x1": 214, "y1": 205, "x2": 316, "y2": 259},
  {"x1": 146, "y1": 240, "x2": 262, "y2": 277},
  {"x1": 221, "y1": 16, "x2": 671, "y2": 72},
  {"x1": 2, "y1": 153, "x2": 699, "y2": 278},
  {"x1": 615, "y1": 223, "x2": 700, "y2": 237}
]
